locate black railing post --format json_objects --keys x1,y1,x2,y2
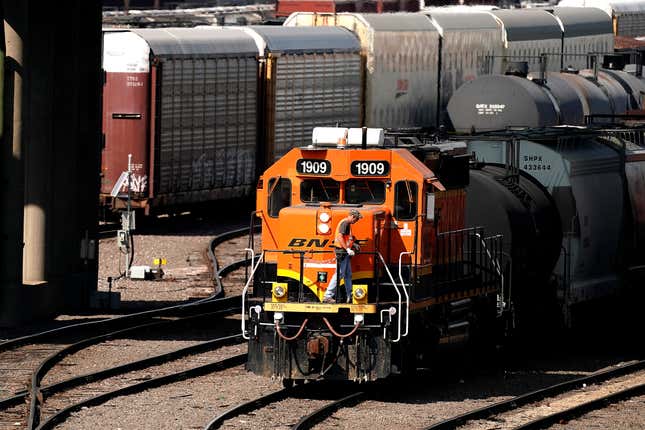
[{"x1": 298, "y1": 251, "x2": 305, "y2": 303}]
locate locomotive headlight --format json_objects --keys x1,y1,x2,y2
[
  {"x1": 272, "y1": 282, "x2": 288, "y2": 303},
  {"x1": 317, "y1": 211, "x2": 332, "y2": 235},
  {"x1": 352, "y1": 284, "x2": 368, "y2": 304},
  {"x1": 274, "y1": 286, "x2": 286, "y2": 298},
  {"x1": 317, "y1": 223, "x2": 330, "y2": 234}
]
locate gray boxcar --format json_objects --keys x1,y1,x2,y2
[
  {"x1": 284, "y1": 12, "x2": 441, "y2": 128},
  {"x1": 424, "y1": 10, "x2": 504, "y2": 110},
  {"x1": 132, "y1": 27, "x2": 260, "y2": 207},
  {"x1": 490, "y1": 9, "x2": 563, "y2": 73},
  {"x1": 553, "y1": 7, "x2": 614, "y2": 71},
  {"x1": 244, "y1": 26, "x2": 362, "y2": 163}
]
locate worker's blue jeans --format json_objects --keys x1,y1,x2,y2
[{"x1": 324, "y1": 253, "x2": 352, "y2": 300}]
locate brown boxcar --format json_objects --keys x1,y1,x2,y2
[{"x1": 102, "y1": 28, "x2": 261, "y2": 211}]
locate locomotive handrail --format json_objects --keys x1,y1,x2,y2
[
  {"x1": 398, "y1": 251, "x2": 412, "y2": 337},
  {"x1": 474, "y1": 233, "x2": 505, "y2": 313},
  {"x1": 241, "y1": 248, "x2": 265, "y2": 340},
  {"x1": 376, "y1": 252, "x2": 404, "y2": 343}
]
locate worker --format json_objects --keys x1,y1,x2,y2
[{"x1": 323, "y1": 209, "x2": 363, "y2": 303}]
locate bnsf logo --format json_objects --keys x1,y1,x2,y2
[{"x1": 288, "y1": 238, "x2": 368, "y2": 247}]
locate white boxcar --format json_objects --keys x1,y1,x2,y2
[
  {"x1": 553, "y1": 7, "x2": 614, "y2": 71},
  {"x1": 490, "y1": 9, "x2": 564, "y2": 73},
  {"x1": 284, "y1": 12, "x2": 441, "y2": 129},
  {"x1": 424, "y1": 10, "x2": 504, "y2": 110}
]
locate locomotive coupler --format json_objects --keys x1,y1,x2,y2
[{"x1": 306, "y1": 334, "x2": 331, "y2": 359}]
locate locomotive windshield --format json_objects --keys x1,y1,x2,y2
[
  {"x1": 300, "y1": 179, "x2": 340, "y2": 203},
  {"x1": 345, "y1": 180, "x2": 386, "y2": 205},
  {"x1": 268, "y1": 177, "x2": 291, "y2": 217}
]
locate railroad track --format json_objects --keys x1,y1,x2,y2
[
  {"x1": 0, "y1": 299, "x2": 242, "y2": 428},
  {"x1": 36, "y1": 340, "x2": 246, "y2": 430},
  {"x1": 0, "y1": 226, "x2": 257, "y2": 429},
  {"x1": 200, "y1": 358, "x2": 645, "y2": 430},
  {"x1": 204, "y1": 381, "x2": 367, "y2": 430},
  {"x1": 423, "y1": 359, "x2": 645, "y2": 430}
]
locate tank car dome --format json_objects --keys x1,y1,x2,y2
[{"x1": 447, "y1": 75, "x2": 558, "y2": 133}]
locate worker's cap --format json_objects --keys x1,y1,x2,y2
[{"x1": 349, "y1": 209, "x2": 363, "y2": 219}]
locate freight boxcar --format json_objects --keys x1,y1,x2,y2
[
  {"x1": 423, "y1": 10, "x2": 504, "y2": 111},
  {"x1": 553, "y1": 7, "x2": 615, "y2": 71},
  {"x1": 102, "y1": 28, "x2": 260, "y2": 211},
  {"x1": 284, "y1": 12, "x2": 441, "y2": 128},
  {"x1": 241, "y1": 25, "x2": 362, "y2": 163},
  {"x1": 490, "y1": 9, "x2": 564, "y2": 72}
]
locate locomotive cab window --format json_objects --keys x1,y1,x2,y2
[
  {"x1": 394, "y1": 181, "x2": 417, "y2": 220},
  {"x1": 345, "y1": 179, "x2": 385, "y2": 204},
  {"x1": 300, "y1": 179, "x2": 340, "y2": 203},
  {"x1": 268, "y1": 177, "x2": 291, "y2": 218}
]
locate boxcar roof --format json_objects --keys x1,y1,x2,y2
[
  {"x1": 552, "y1": 7, "x2": 613, "y2": 37},
  {"x1": 491, "y1": 9, "x2": 563, "y2": 41},
  {"x1": 247, "y1": 26, "x2": 360, "y2": 53},
  {"x1": 355, "y1": 12, "x2": 438, "y2": 31},
  {"x1": 424, "y1": 10, "x2": 501, "y2": 32},
  {"x1": 131, "y1": 27, "x2": 259, "y2": 57}
]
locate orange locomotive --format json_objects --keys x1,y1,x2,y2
[{"x1": 242, "y1": 127, "x2": 507, "y2": 384}]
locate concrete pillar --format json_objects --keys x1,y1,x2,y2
[
  {"x1": 22, "y1": 2, "x2": 53, "y2": 285},
  {"x1": 1, "y1": 1, "x2": 26, "y2": 285},
  {"x1": 1, "y1": 1, "x2": 101, "y2": 325}
]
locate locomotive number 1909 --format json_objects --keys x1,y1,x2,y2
[
  {"x1": 296, "y1": 159, "x2": 331, "y2": 175},
  {"x1": 351, "y1": 160, "x2": 390, "y2": 176}
]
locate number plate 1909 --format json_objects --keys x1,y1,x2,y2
[
  {"x1": 350, "y1": 160, "x2": 390, "y2": 176},
  {"x1": 296, "y1": 159, "x2": 331, "y2": 176}
]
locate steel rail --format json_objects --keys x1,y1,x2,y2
[
  {"x1": 0, "y1": 334, "x2": 242, "y2": 411},
  {"x1": 513, "y1": 382, "x2": 645, "y2": 430},
  {"x1": 0, "y1": 277, "x2": 231, "y2": 354},
  {"x1": 36, "y1": 354, "x2": 247, "y2": 430},
  {"x1": 203, "y1": 388, "x2": 295, "y2": 430},
  {"x1": 423, "y1": 359, "x2": 645, "y2": 430},
  {"x1": 27, "y1": 307, "x2": 239, "y2": 429},
  {"x1": 292, "y1": 391, "x2": 366, "y2": 430},
  {"x1": 1, "y1": 225, "x2": 253, "y2": 354},
  {"x1": 208, "y1": 225, "x2": 259, "y2": 297}
]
